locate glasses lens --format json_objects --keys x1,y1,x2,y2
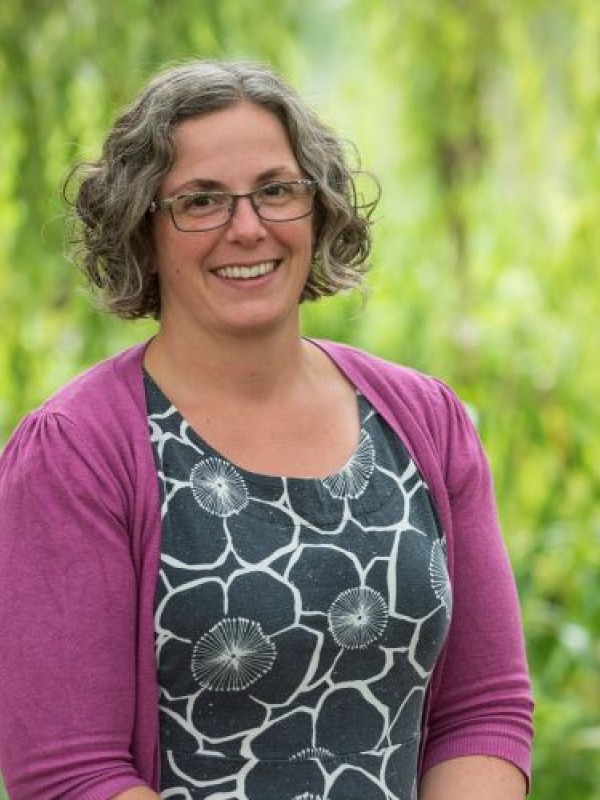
[
  {"x1": 255, "y1": 182, "x2": 315, "y2": 222},
  {"x1": 173, "y1": 192, "x2": 231, "y2": 231}
]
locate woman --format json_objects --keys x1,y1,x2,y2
[{"x1": 0, "y1": 60, "x2": 533, "y2": 799}]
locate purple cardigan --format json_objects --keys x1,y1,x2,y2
[{"x1": 0, "y1": 340, "x2": 533, "y2": 799}]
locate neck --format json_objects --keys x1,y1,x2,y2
[{"x1": 145, "y1": 323, "x2": 313, "y2": 406}]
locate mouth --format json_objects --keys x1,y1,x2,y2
[{"x1": 212, "y1": 260, "x2": 280, "y2": 280}]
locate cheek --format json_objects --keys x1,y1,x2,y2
[{"x1": 153, "y1": 226, "x2": 212, "y2": 273}]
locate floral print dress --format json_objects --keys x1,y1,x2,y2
[{"x1": 145, "y1": 374, "x2": 452, "y2": 800}]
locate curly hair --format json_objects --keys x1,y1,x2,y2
[{"x1": 65, "y1": 59, "x2": 380, "y2": 318}]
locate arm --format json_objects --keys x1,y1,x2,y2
[
  {"x1": 0, "y1": 411, "x2": 150, "y2": 799},
  {"x1": 421, "y1": 385, "x2": 534, "y2": 789},
  {"x1": 113, "y1": 790, "x2": 161, "y2": 799},
  {"x1": 420, "y1": 756, "x2": 526, "y2": 800}
]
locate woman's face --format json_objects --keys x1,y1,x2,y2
[{"x1": 151, "y1": 101, "x2": 314, "y2": 343}]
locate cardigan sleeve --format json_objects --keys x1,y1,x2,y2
[
  {"x1": 0, "y1": 410, "x2": 149, "y2": 799},
  {"x1": 420, "y1": 381, "x2": 534, "y2": 785}
]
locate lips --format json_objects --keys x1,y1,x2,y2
[{"x1": 213, "y1": 260, "x2": 279, "y2": 280}]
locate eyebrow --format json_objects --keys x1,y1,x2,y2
[{"x1": 168, "y1": 166, "x2": 303, "y2": 196}]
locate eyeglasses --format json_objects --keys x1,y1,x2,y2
[{"x1": 149, "y1": 179, "x2": 318, "y2": 232}]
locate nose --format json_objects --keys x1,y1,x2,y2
[{"x1": 225, "y1": 195, "x2": 267, "y2": 243}]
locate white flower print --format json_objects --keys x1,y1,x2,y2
[
  {"x1": 429, "y1": 539, "x2": 451, "y2": 611},
  {"x1": 322, "y1": 430, "x2": 376, "y2": 499},
  {"x1": 190, "y1": 457, "x2": 249, "y2": 517},
  {"x1": 290, "y1": 794, "x2": 323, "y2": 800},
  {"x1": 191, "y1": 617, "x2": 276, "y2": 692},
  {"x1": 290, "y1": 747, "x2": 334, "y2": 762},
  {"x1": 328, "y1": 587, "x2": 388, "y2": 650}
]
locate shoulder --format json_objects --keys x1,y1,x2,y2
[
  {"x1": 39, "y1": 342, "x2": 148, "y2": 425},
  {"x1": 313, "y1": 339, "x2": 485, "y2": 495},
  {"x1": 1, "y1": 342, "x2": 149, "y2": 479},
  {"x1": 315, "y1": 338, "x2": 452, "y2": 397},
  {"x1": 314, "y1": 339, "x2": 467, "y2": 430}
]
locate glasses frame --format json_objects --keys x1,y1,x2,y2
[{"x1": 149, "y1": 179, "x2": 318, "y2": 232}]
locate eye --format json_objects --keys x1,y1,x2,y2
[
  {"x1": 183, "y1": 193, "x2": 218, "y2": 210},
  {"x1": 176, "y1": 192, "x2": 230, "y2": 217},
  {"x1": 259, "y1": 182, "x2": 295, "y2": 201}
]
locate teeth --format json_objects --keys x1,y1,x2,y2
[{"x1": 215, "y1": 261, "x2": 277, "y2": 280}]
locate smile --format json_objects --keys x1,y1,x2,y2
[{"x1": 213, "y1": 261, "x2": 279, "y2": 280}]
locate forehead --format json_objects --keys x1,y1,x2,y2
[{"x1": 165, "y1": 102, "x2": 299, "y2": 191}]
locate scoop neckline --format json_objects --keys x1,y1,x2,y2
[{"x1": 143, "y1": 368, "x2": 369, "y2": 484}]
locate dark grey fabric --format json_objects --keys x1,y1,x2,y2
[{"x1": 145, "y1": 374, "x2": 451, "y2": 800}]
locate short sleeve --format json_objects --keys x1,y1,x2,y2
[{"x1": 0, "y1": 411, "x2": 148, "y2": 799}]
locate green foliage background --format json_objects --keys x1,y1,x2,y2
[{"x1": 1, "y1": 0, "x2": 599, "y2": 797}]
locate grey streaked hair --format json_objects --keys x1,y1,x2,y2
[{"x1": 65, "y1": 59, "x2": 380, "y2": 318}]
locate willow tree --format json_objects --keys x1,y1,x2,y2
[{"x1": 1, "y1": 2, "x2": 599, "y2": 798}]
